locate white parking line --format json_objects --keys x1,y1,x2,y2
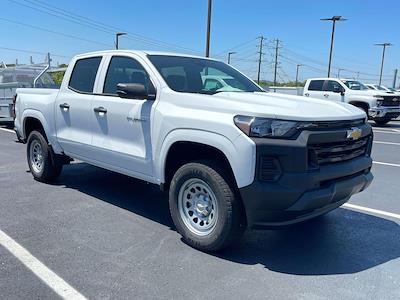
[
  {"x1": 374, "y1": 129, "x2": 400, "y2": 134},
  {"x1": 0, "y1": 127, "x2": 15, "y2": 133},
  {"x1": 0, "y1": 229, "x2": 87, "y2": 300},
  {"x1": 373, "y1": 161, "x2": 400, "y2": 168},
  {"x1": 343, "y1": 203, "x2": 400, "y2": 220},
  {"x1": 373, "y1": 141, "x2": 400, "y2": 146}
]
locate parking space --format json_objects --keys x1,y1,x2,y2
[{"x1": 1, "y1": 121, "x2": 400, "y2": 299}]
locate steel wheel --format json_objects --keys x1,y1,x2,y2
[
  {"x1": 29, "y1": 139, "x2": 44, "y2": 174},
  {"x1": 177, "y1": 178, "x2": 219, "y2": 236}
]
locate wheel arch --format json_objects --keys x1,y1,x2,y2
[
  {"x1": 156, "y1": 129, "x2": 256, "y2": 190},
  {"x1": 22, "y1": 109, "x2": 49, "y2": 141}
]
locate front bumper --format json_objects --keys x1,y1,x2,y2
[
  {"x1": 369, "y1": 106, "x2": 400, "y2": 119},
  {"x1": 239, "y1": 124, "x2": 373, "y2": 229}
]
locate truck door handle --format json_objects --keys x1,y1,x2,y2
[
  {"x1": 94, "y1": 106, "x2": 107, "y2": 114},
  {"x1": 324, "y1": 94, "x2": 329, "y2": 98},
  {"x1": 59, "y1": 103, "x2": 70, "y2": 111},
  {"x1": 305, "y1": 93, "x2": 310, "y2": 97}
]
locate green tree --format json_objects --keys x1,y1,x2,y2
[{"x1": 49, "y1": 64, "x2": 68, "y2": 85}]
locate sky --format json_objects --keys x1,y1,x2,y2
[{"x1": 1, "y1": 0, "x2": 399, "y2": 86}]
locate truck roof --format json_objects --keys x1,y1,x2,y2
[
  {"x1": 73, "y1": 49, "x2": 219, "y2": 61},
  {"x1": 306, "y1": 78, "x2": 356, "y2": 81}
]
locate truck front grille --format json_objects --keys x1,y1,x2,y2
[
  {"x1": 382, "y1": 96, "x2": 400, "y2": 107},
  {"x1": 308, "y1": 135, "x2": 371, "y2": 166}
]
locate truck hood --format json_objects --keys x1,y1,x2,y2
[
  {"x1": 207, "y1": 91, "x2": 366, "y2": 121},
  {"x1": 347, "y1": 89, "x2": 389, "y2": 97}
]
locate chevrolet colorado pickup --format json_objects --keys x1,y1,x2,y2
[
  {"x1": 303, "y1": 78, "x2": 400, "y2": 125},
  {"x1": 14, "y1": 51, "x2": 373, "y2": 251}
]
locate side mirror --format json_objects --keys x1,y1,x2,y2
[
  {"x1": 333, "y1": 86, "x2": 341, "y2": 93},
  {"x1": 117, "y1": 82, "x2": 156, "y2": 100}
]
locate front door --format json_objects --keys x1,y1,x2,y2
[
  {"x1": 323, "y1": 80, "x2": 345, "y2": 102},
  {"x1": 90, "y1": 55, "x2": 154, "y2": 177}
]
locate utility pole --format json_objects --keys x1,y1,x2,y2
[
  {"x1": 46, "y1": 53, "x2": 51, "y2": 67},
  {"x1": 375, "y1": 42, "x2": 393, "y2": 86},
  {"x1": 393, "y1": 69, "x2": 398, "y2": 88},
  {"x1": 356, "y1": 71, "x2": 360, "y2": 80},
  {"x1": 30, "y1": 56, "x2": 34, "y2": 64},
  {"x1": 321, "y1": 16, "x2": 347, "y2": 77},
  {"x1": 273, "y1": 39, "x2": 280, "y2": 86},
  {"x1": 295, "y1": 64, "x2": 302, "y2": 87},
  {"x1": 256, "y1": 36, "x2": 264, "y2": 84},
  {"x1": 205, "y1": 0, "x2": 212, "y2": 57},
  {"x1": 115, "y1": 32, "x2": 127, "y2": 50},
  {"x1": 227, "y1": 51, "x2": 236, "y2": 64}
]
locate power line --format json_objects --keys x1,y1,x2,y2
[
  {"x1": 214, "y1": 38, "x2": 257, "y2": 57},
  {"x1": 0, "y1": 17, "x2": 111, "y2": 47},
  {"x1": 0, "y1": 46, "x2": 70, "y2": 59},
  {"x1": 8, "y1": 0, "x2": 200, "y2": 53}
]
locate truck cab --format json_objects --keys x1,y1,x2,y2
[{"x1": 303, "y1": 78, "x2": 400, "y2": 125}]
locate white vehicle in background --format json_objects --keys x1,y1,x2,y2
[
  {"x1": 201, "y1": 75, "x2": 243, "y2": 92},
  {"x1": 303, "y1": 78, "x2": 400, "y2": 125},
  {"x1": 365, "y1": 83, "x2": 400, "y2": 95},
  {"x1": 0, "y1": 64, "x2": 62, "y2": 121}
]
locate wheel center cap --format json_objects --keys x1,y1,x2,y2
[{"x1": 195, "y1": 196, "x2": 211, "y2": 217}]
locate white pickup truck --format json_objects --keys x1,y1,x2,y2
[
  {"x1": 14, "y1": 50, "x2": 373, "y2": 251},
  {"x1": 303, "y1": 78, "x2": 400, "y2": 125}
]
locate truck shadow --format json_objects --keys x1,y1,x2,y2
[
  {"x1": 216, "y1": 209, "x2": 400, "y2": 275},
  {"x1": 56, "y1": 162, "x2": 400, "y2": 276}
]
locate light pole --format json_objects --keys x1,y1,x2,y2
[
  {"x1": 295, "y1": 64, "x2": 302, "y2": 87},
  {"x1": 115, "y1": 32, "x2": 127, "y2": 50},
  {"x1": 321, "y1": 16, "x2": 347, "y2": 78},
  {"x1": 227, "y1": 51, "x2": 236, "y2": 64},
  {"x1": 375, "y1": 42, "x2": 393, "y2": 86},
  {"x1": 205, "y1": 0, "x2": 212, "y2": 57},
  {"x1": 337, "y1": 68, "x2": 345, "y2": 78}
]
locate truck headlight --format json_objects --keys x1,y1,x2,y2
[
  {"x1": 374, "y1": 95, "x2": 384, "y2": 101},
  {"x1": 234, "y1": 115, "x2": 303, "y2": 138}
]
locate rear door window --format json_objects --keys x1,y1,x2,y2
[
  {"x1": 69, "y1": 57, "x2": 102, "y2": 93},
  {"x1": 308, "y1": 80, "x2": 324, "y2": 91}
]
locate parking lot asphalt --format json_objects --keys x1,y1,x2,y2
[{"x1": 0, "y1": 121, "x2": 400, "y2": 299}]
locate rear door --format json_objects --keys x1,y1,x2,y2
[
  {"x1": 55, "y1": 56, "x2": 103, "y2": 157},
  {"x1": 304, "y1": 80, "x2": 325, "y2": 99},
  {"x1": 90, "y1": 55, "x2": 156, "y2": 177}
]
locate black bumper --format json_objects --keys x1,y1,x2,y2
[{"x1": 239, "y1": 124, "x2": 373, "y2": 229}]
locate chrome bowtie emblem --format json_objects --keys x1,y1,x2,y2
[
  {"x1": 347, "y1": 127, "x2": 362, "y2": 140},
  {"x1": 393, "y1": 98, "x2": 398, "y2": 102}
]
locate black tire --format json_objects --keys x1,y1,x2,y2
[
  {"x1": 169, "y1": 160, "x2": 244, "y2": 252},
  {"x1": 374, "y1": 118, "x2": 391, "y2": 126},
  {"x1": 27, "y1": 130, "x2": 62, "y2": 182}
]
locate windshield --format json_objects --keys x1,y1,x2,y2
[
  {"x1": 375, "y1": 85, "x2": 387, "y2": 91},
  {"x1": 341, "y1": 80, "x2": 368, "y2": 90},
  {"x1": 148, "y1": 55, "x2": 263, "y2": 94}
]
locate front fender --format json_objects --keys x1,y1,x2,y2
[
  {"x1": 347, "y1": 96, "x2": 376, "y2": 108},
  {"x1": 156, "y1": 129, "x2": 256, "y2": 189}
]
